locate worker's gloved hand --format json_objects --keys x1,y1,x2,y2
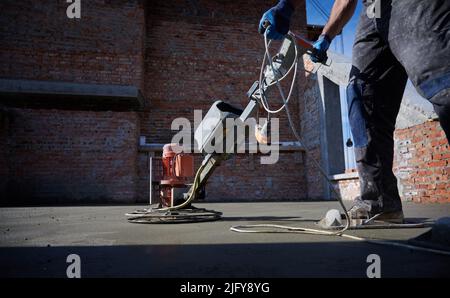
[
  {"x1": 258, "y1": 0, "x2": 295, "y2": 40},
  {"x1": 309, "y1": 34, "x2": 331, "y2": 63}
]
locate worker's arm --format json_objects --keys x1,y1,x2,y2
[
  {"x1": 290, "y1": 0, "x2": 357, "y2": 39},
  {"x1": 258, "y1": 0, "x2": 356, "y2": 39},
  {"x1": 309, "y1": 0, "x2": 357, "y2": 63},
  {"x1": 321, "y1": 0, "x2": 357, "y2": 40},
  {"x1": 259, "y1": 0, "x2": 357, "y2": 62}
]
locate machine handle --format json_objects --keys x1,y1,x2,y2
[
  {"x1": 291, "y1": 31, "x2": 328, "y2": 64},
  {"x1": 262, "y1": 21, "x2": 328, "y2": 63},
  {"x1": 290, "y1": 31, "x2": 313, "y2": 50},
  {"x1": 263, "y1": 20, "x2": 314, "y2": 50}
]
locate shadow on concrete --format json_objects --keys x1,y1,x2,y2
[
  {"x1": 220, "y1": 216, "x2": 432, "y2": 224},
  {"x1": 219, "y1": 216, "x2": 311, "y2": 222},
  {"x1": 1, "y1": 241, "x2": 449, "y2": 278}
]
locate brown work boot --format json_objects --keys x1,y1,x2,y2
[
  {"x1": 372, "y1": 210, "x2": 404, "y2": 224},
  {"x1": 347, "y1": 198, "x2": 404, "y2": 224}
]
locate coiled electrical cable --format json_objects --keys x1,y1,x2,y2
[{"x1": 241, "y1": 28, "x2": 351, "y2": 236}]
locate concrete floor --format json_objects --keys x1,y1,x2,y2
[{"x1": 0, "y1": 201, "x2": 449, "y2": 277}]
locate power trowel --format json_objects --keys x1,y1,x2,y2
[
  {"x1": 126, "y1": 31, "x2": 317, "y2": 223},
  {"x1": 125, "y1": 29, "x2": 429, "y2": 231}
]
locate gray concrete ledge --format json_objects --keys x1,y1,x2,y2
[
  {"x1": 0, "y1": 79, "x2": 144, "y2": 111},
  {"x1": 329, "y1": 172, "x2": 359, "y2": 181},
  {"x1": 316, "y1": 51, "x2": 352, "y2": 86},
  {"x1": 138, "y1": 142, "x2": 305, "y2": 153}
]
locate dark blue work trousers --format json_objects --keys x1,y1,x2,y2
[{"x1": 347, "y1": 0, "x2": 450, "y2": 211}]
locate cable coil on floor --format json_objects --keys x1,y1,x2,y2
[{"x1": 126, "y1": 206, "x2": 222, "y2": 224}]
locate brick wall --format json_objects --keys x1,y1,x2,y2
[
  {"x1": 0, "y1": 0, "x2": 312, "y2": 203},
  {"x1": 206, "y1": 153, "x2": 307, "y2": 201},
  {"x1": 0, "y1": 0, "x2": 146, "y2": 88},
  {"x1": 0, "y1": 0, "x2": 145, "y2": 203},
  {"x1": 333, "y1": 178, "x2": 360, "y2": 200},
  {"x1": 333, "y1": 120, "x2": 450, "y2": 203},
  {"x1": 137, "y1": 152, "x2": 308, "y2": 202},
  {"x1": 140, "y1": 0, "x2": 307, "y2": 143},
  {"x1": 394, "y1": 120, "x2": 449, "y2": 203},
  {"x1": 136, "y1": 0, "x2": 310, "y2": 201},
  {"x1": 2, "y1": 1, "x2": 445, "y2": 205},
  {"x1": 1, "y1": 108, "x2": 139, "y2": 203}
]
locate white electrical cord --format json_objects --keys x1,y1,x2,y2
[
  {"x1": 231, "y1": 28, "x2": 450, "y2": 257},
  {"x1": 230, "y1": 224, "x2": 450, "y2": 256},
  {"x1": 126, "y1": 162, "x2": 207, "y2": 219},
  {"x1": 257, "y1": 35, "x2": 298, "y2": 114},
  {"x1": 246, "y1": 28, "x2": 351, "y2": 236}
]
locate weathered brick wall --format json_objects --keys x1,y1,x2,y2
[
  {"x1": 137, "y1": 150, "x2": 308, "y2": 202},
  {"x1": 137, "y1": 0, "x2": 310, "y2": 201},
  {"x1": 0, "y1": 0, "x2": 146, "y2": 88},
  {"x1": 2, "y1": 1, "x2": 445, "y2": 204},
  {"x1": 0, "y1": 1, "x2": 145, "y2": 203},
  {"x1": 0, "y1": 0, "x2": 315, "y2": 203},
  {"x1": 331, "y1": 171, "x2": 360, "y2": 200},
  {"x1": 1, "y1": 108, "x2": 139, "y2": 203},
  {"x1": 206, "y1": 153, "x2": 307, "y2": 201},
  {"x1": 333, "y1": 120, "x2": 449, "y2": 203},
  {"x1": 394, "y1": 120, "x2": 449, "y2": 203},
  {"x1": 333, "y1": 178, "x2": 359, "y2": 200},
  {"x1": 141, "y1": 0, "x2": 307, "y2": 142}
]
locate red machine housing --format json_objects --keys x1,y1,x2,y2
[{"x1": 160, "y1": 143, "x2": 194, "y2": 207}]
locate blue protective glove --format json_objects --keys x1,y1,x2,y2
[
  {"x1": 258, "y1": 0, "x2": 294, "y2": 40},
  {"x1": 309, "y1": 34, "x2": 331, "y2": 63}
]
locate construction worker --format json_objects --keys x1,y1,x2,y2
[{"x1": 259, "y1": 0, "x2": 450, "y2": 222}]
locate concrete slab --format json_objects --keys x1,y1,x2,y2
[{"x1": 0, "y1": 201, "x2": 449, "y2": 277}]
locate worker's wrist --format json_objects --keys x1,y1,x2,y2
[
  {"x1": 319, "y1": 34, "x2": 332, "y2": 44},
  {"x1": 274, "y1": 0, "x2": 295, "y2": 19}
]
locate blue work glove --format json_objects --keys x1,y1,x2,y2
[
  {"x1": 309, "y1": 34, "x2": 331, "y2": 63},
  {"x1": 258, "y1": 0, "x2": 295, "y2": 40}
]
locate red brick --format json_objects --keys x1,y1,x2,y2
[{"x1": 0, "y1": 1, "x2": 312, "y2": 203}]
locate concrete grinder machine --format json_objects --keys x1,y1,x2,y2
[{"x1": 126, "y1": 29, "x2": 429, "y2": 232}]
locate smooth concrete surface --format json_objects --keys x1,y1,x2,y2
[{"x1": 0, "y1": 201, "x2": 449, "y2": 277}]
